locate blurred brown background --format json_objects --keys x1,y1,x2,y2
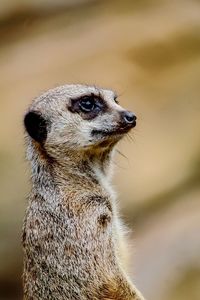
[{"x1": 0, "y1": 0, "x2": 200, "y2": 299}]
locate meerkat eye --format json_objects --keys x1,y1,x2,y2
[{"x1": 79, "y1": 96, "x2": 95, "y2": 112}]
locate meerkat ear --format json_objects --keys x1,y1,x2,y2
[{"x1": 24, "y1": 111, "x2": 48, "y2": 143}]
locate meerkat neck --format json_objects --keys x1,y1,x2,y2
[{"x1": 27, "y1": 140, "x2": 115, "y2": 195}]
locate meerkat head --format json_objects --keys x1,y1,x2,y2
[{"x1": 24, "y1": 84, "x2": 136, "y2": 161}]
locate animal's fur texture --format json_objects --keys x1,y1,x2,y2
[{"x1": 22, "y1": 84, "x2": 145, "y2": 300}]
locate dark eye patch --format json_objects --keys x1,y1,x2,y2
[{"x1": 68, "y1": 93, "x2": 108, "y2": 120}]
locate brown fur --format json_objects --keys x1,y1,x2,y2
[{"x1": 22, "y1": 84, "x2": 145, "y2": 299}]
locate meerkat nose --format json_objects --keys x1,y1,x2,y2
[{"x1": 121, "y1": 111, "x2": 137, "y2": 126}]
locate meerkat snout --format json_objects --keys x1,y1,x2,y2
[{"x1": 121, "y1": 110, "x2": 137, "y2": 126}]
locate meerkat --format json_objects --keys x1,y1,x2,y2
[{"x1": 22, "y1": 84, "x2": 145, "y2": 300}]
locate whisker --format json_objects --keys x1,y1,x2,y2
[
  {"x1": 116, "y1": 149, "x2": 128, "y2": 160},
  {"x1": 111, "y1": 159, "x2": 126, "y2": 170},
  {"x1": 127, "y1": 133, "x2": 134, "y2": 142}
]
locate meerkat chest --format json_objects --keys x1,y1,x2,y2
[
  {"x1": 62, "y1": 167, "x2": 117, "y2": 237},
  {"x1": 63, "y1": 190, "x2": 115, "y2": 236}
]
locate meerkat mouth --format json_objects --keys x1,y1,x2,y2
[{"x1": 92, "y1": 124, "x2": 135, "y2": 137}]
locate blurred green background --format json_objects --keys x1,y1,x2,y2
[{"x1": 0, "y1": 0, "x2": 200, "y2": 299}]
